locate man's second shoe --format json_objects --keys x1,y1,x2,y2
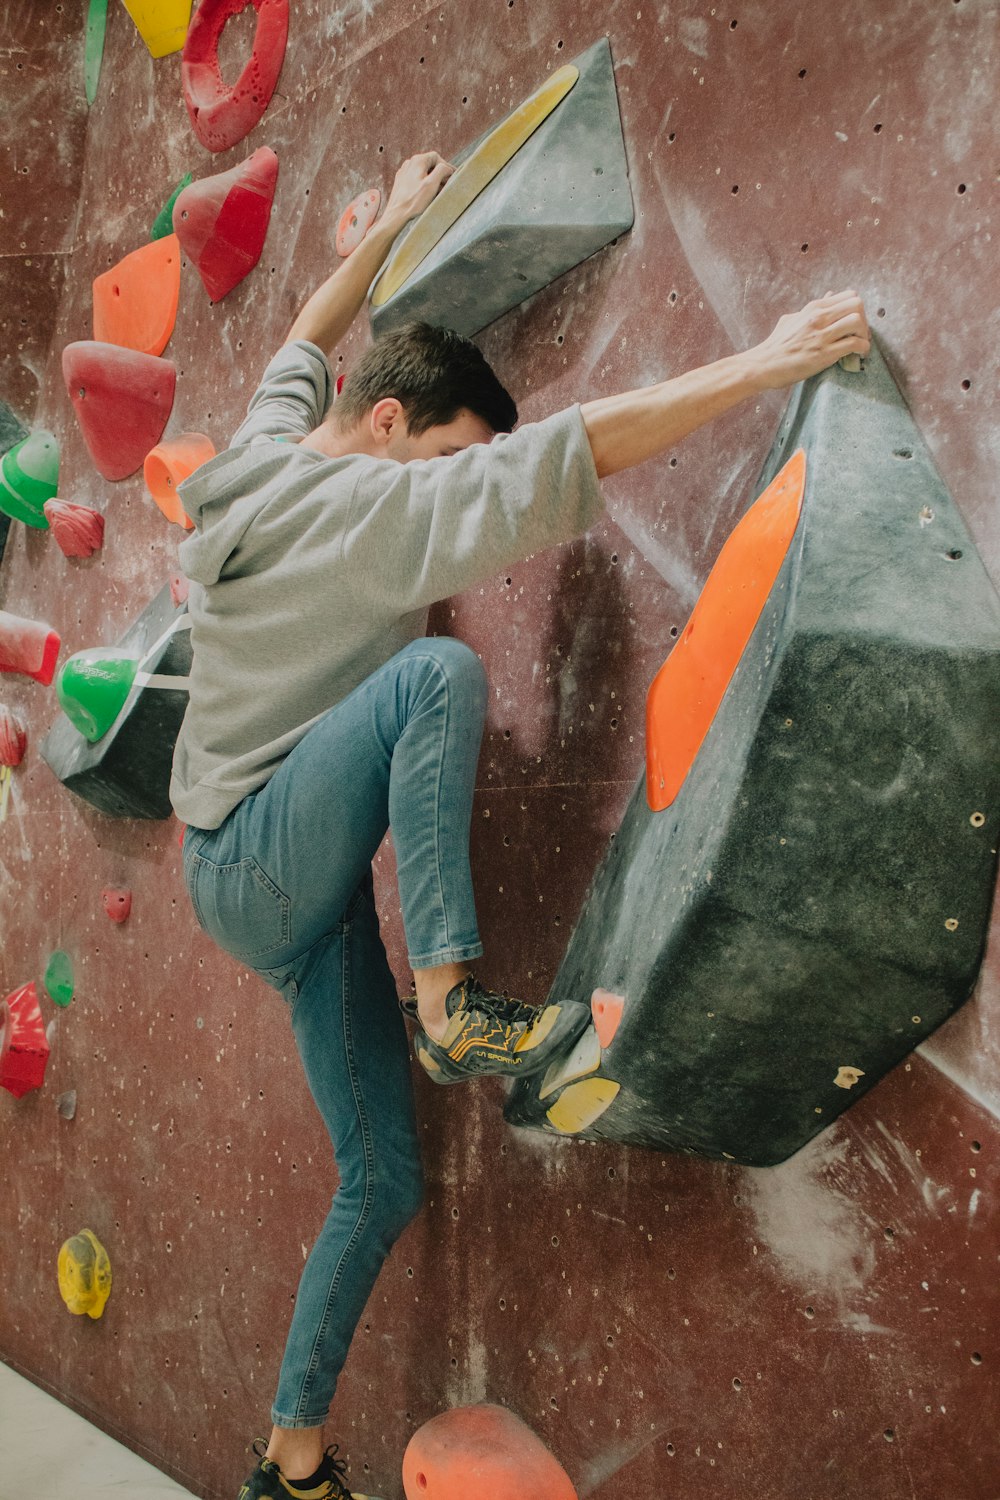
[{"x1": 414, "y1": 974, "x2": 591, "y2": 1084}]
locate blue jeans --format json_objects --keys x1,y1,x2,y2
[{"x1": 181, "y1": 637, "x2": 488, "y2": 1427}]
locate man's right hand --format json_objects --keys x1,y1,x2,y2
[
  {"x1": 752, "y1": 290, "x2": 871, "y2": 390},
  {"x1": 383, "y1": 151, "x2": 455, "y2": 226}
]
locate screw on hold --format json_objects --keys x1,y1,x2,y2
[
  {"x1": 970, "y1": 812, "x2": 986, "y2": 827},
  {"x1": 57, "y1": 1089, "x2": 77, "y2": 1120},
  {"x1": 945, "y1": 917, "x2": 959, "y2": 932}
]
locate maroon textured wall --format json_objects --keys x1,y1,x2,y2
[{"x1": 1, "y1": 3, "x2": 998, "y2": 1498}]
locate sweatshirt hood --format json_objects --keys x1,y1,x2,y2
[{"x1": 177, "y1": 443, "x2": 297, "y2": 586}]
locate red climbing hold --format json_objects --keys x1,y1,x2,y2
[
  {"x1": 43, "y1": 500, "x2": 105, "y2": 558},
  {"x1": 181, "y1": 0, "x2": 289, "y2": 154},
  {"x1": 102, "y1": 888, "x2": 133, "y2": 924},
  {"x1": 0, "y1": 611, "x2": 61, "y2": 686},
  {"x1": 62, "y1": 342, "x2": 177, "y2": 482},
  {"x1": 590, "y1": 988, "x2": 625, "y2": 1049},
  {"x1": 173, "y1": 148, "x2": 279, "y2": 303},
  {"x1": 402, "y1": 1405, "x2": 577, "y2": 1500},
  {"x1": 92, "y1": 235, "x2": 181, "y2": 358},
  {"x1": 169, "y1": 572, "x2": 190, "y2": 607},
  {"x1": 336, "y1": 188, "x2": 382, "y2": 257},
  {"x1": 0, "y1": 982, "x2": 51, "y2": 1100},
  {"x1": 0, "y1": 705, "x2": 27, "y2": 766}
]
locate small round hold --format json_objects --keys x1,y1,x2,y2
[
  {"x1": 944, "y1": 917, "x2": 959, "y2": 932},
  {"x1": 911, "y1": 1015, "x2": 921, "y2": 1025},
  {"x1": 970, "y1": 811, "x2": 986, "y2": 828},
  {"x1": 103, "y1": 888, "x2": 132, "y2": 923}
]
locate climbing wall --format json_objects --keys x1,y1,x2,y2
[{"x1": 1, "y1": 3, "x2": 998, "y2": 1498}]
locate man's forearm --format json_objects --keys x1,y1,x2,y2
[
  {"x1": 284, "y1": 210, "x2": 408, "y2": 353},
  {"x1": 581, "y1": 351, "x2": 766, "y2": 479},
  {"x1": 580, "y1": 292, "x2": 870, "y2": 478}
]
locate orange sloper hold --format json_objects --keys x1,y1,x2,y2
[
  {"x1": 43, "y1": 500, "x2": 105, "y2": 558},
  {"x1": 0, "y1": 982, "x2": 50, "y2": 1099},
  {"x1": 646, "y1": 448, "x2": 806, "y2": 812},
  {"x1": 144, "y1": 434, "x2": 216, "y2": 528},
  {"x1": 92, "y1": 235, "x2": 181, "y2": 357},
  {"x1": 590, "y1": 988, "x2": 625, "y2": 1049},
  {"x1": 403, "y1": 1405, "x2": 577, "y2": 1500}
]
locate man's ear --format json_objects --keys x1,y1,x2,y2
[{"x1": 369, "y1": 397, "x2": 406, "y2": 448}]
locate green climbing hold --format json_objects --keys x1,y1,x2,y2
[
  {"x1": 85, "y1": 0, "x2": 109, "y2": 107},
  {"x1": 0, "y1": 431, "x2": 60, "y2": 529},
  {"x1": 56, "y1": 649, "x2": 140, "y2": 743},
  {"x1": 151, "y1": 174, "x2": 193, "y2": 242},
  {"x1": 44, "y1": 950, "x2": 75, "y2": 1008}
]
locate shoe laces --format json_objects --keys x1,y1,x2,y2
[
  {"x1": 249, "y1": 1440, "x2": 351, "y2": 1498},
  {"x1": 462, "y1": 976, "x2": 540, "y2": 1029}
]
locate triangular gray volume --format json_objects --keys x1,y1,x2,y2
[
  {"x1": 505, "y1": 339, "x2": 1000, "y2": 1165},
  {"x1": 369, "y1": 38, "x2": 634, "y2": 339}
]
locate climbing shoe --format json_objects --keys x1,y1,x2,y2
[
  {"x1": 413, "y1": 974, "x2": 591, "y2": 1084},
  {"x1": 237, "y1": 1440, "x2": 378, "y2": 1500}
]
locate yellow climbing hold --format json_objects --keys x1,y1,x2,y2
[
  {"x1": 58, "y1": 1228, "x2": 112, "y2": 1319},
  {"x1": 371, "y1": 62, "x2": 580, "y2": 308},
  {"x1": 546, "y1": 1077, "x2": 620, "y2": 1135},
  {"x1": 121, "y1": 0, "x2": 193, "y2": 59},
  {"x1": 833, "y1": 1065, "x2": 865, "y2": 1090}
]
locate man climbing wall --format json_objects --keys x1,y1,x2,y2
[{"x1": 170, "y1": 151, "x2": 868, "y2": 1500}]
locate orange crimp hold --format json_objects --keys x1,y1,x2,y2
[
  {"x1": 646, "y1": 449, "x2": 806, "y2": 812},
  {"x1": 0, "y1": 982, "x2": 50, "y2": 1099},
  {"x1": 590, "y1": 988, "x2": 625, "y2": 1049},
  {"x1": 92, "y1": 235, "x2": 181, "y2": 357},
  {"x1": 144, "y1": 434, "x2": 215, "y2": 528},
  {"x1": 403, "y1": 1404, "x2": 577, "y2": 1500}
]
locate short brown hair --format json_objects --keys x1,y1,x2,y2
[{"x1": 334, "y1": 322, "x2": 517, "y2": 436}]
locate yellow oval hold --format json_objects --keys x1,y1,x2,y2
[
  {"x1": 546, "y1": 1077, "x2": 621, "y2": 1135},
  {"x1": 58, "y1": 1228, "x2": 112, "y2": 1319},
  {"x1": 371, "y1": 63, "x2": 580, "y2": 309}
]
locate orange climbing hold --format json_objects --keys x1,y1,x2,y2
[
  {"x1": 144, "y1": 434, "x2": 215, "y2": 527},
  {"x1": 646, "y1": 448, "x2": 806, "y2": 812},
  {"x1": 403, "y1": 1404, "x2": 577, "y2": 1500},
  {"x1": 336, "y1": 188, "x2": 381, "y2": 257},
  {"x1": 0, "y1": 982, "x2": 50, "y2": 1099},
  {"x1": 92, "y1": 235, "x2": 181, "y2": 357},
  {"x1": 590, "y1": 988, "x2": 625, "y2": 1049}
]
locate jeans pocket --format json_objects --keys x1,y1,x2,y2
[{"x1": 189, "y1": 855, "x2": 291, "y2": 960}]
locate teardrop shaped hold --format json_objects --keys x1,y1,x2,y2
[
  {"x1": 0, "y1": 982, "x2": 50, "y2": 1100},
  {"x1": 173, "y1": 148, "x2": 279, "y2": 302},
  {"x1": 0, "y1": 705, "x2": 27, "y2": 766},
  {"x1": 403, "y1": 1406, "x2": 577, "y2": 1500},
  {"x1": 181, "y1": 0, "x2": 289, "y2": 153},
  {"x1": 56, "y1": 648, "x2": 140, "y2": 742},
  {"x1": 0, "y1": 611, "x2": 61, "y2": 685},
  {"x1": 92, "y1": 235, "x2": 181, "y2": 357},
  {"x1": 336, "y1": 188, "x2": 381, "y2": 257},
  {"x1": 0, "y1": 430, "x2": 60, "y2": 529},
  {"x1": 102, "y1": 888, "x2": 132, "y2": 923},
  {"x1": 62, "y1": 343, "x2": 176, "y2": 481},
  {"x1": 144, "y1": 434, "x2": 215, "y2": 527},
  {"x1": 57, "y1": 1229, "x2": 112, "y2": 1319},
  {"x1": 121, "y1": 0, "x2": 193, "y2": 58},
  {"x1": 44, "y1": 950, "x2": 75, "y2": 1008},
  {"x1": 43, "y1": 500, "x2": 105, "y2": 558}
]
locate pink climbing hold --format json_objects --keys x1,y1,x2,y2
[
  {"x1": 181, "y1": 0, "x2": 289, "y2": 154},
  {"x1": 0, "y1": 610, "x2": 61, "y2": 686},
  {"x1": 102, "y1": 888, "x2": 133, "y2": 924},
  {"x1": 336, "y1": 188, "x2": 382, "y2": 257},
  {"x1": 0, "y1": 981, "x2": 51, "y2": 1100},
  {"x1": 0, "y1": 705, "x2": 27, "y2": 766},
  {"x1": 402, "y1": 1405, "x2": 577, "y2": 1500},
  {"x1": 591, "y1": 988, "x2": 625, "y2": 1049},
  {"x1": 62, "y1": 342, "x2": 177, "y2": 482},
  {"x1": 173, "y1": 147, "x2": 279, "y2": 303},
  {"x1": 169, "y1": 572, "x2": 190, "y2": 607},
  {"x1": 43, "y1": 500, "x2": 105, "y2": 558}
]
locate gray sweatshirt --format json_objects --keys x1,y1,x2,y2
[{"x1": 169, "y1": 340, "x2": 605, "y2": 830}]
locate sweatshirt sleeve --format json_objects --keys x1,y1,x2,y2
[
  {"x1": 340, "y1": 405, "x2": 605, "y2": 611},
  {"x1": 228, "y1": 340, "x2": 335, "y2": 448}
]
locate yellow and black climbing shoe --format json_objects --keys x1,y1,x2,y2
[
  {"x1": 237, "y1": 1440, "x2": 378, "y2": 1500},
  {"x1": 414, "y1": 975, "x2": 591, "y2": 1084}
]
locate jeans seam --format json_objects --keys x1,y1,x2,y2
[
  {"x1": 410, "y1": 654, "x2": 453, "y2": 959},
  {"x1": 293, "y1": 919, "x2": 376, "y2": 1422}
]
